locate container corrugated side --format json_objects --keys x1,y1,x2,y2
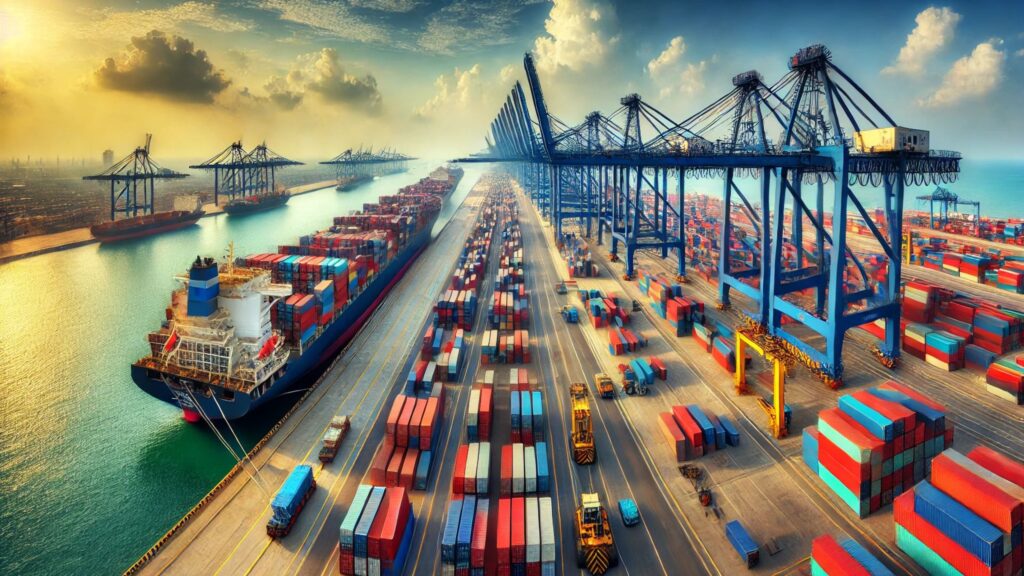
[
  {"x1": 524, "y1": 445, "x2": 537, "y2": 494},
  {"x1": 341, "y1": 484, "x2": 374, "y2": 550},
  {"x1": 539, "y1": 497, "x2": 556, "y2": 563},
  {"x1": 476, "y1": 442, "x2": 491, "y2": 495},
  {"x1": 525, "y1": 496, "x2": 540, "y2": 564},
  {"x1": 513, "y1": 443, "x2": 525, "y2": 495}
]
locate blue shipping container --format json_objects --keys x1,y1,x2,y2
[
  {"x1": 271, "y1": 465, "x2": 314, "y2": 523},
  {"x1": 718, "y1": 414, "x2": 740, "y2": 446},
  {"x1": 725, "y1": 520, "x2": 759, "y2": 568},
  {"x1": 536, "y1": 442, "x2": 550, "y2": 492},
  {"x1": 441, "y1": 499, "x2": 463, "y2": 564},
  {"x1": 913, "y1": 481, "x2": 1004, "y2": 566}
]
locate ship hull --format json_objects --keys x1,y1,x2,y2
[
  {"x1": 223, "y1": 193, "x2": 290, "y2": 215},
  {"x1": 91, "y1": 211, "x2": 204, "y2": 243},
  {"x1": 130, "y1": 222, "x2": 435, "y2": 420}
]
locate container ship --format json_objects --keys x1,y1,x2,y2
[
  {"x1": 337, "y1": 174, "x2": 374, "y2": 192},
  {"x1": 132, "y1": 166, "x2": 464, "y2": 421},
  {"x1": 223, "y1": 189, "x2": 291, "y2": 215},
  {"x1": 90, "y1": 195, "x2": 204, "y2": 242}
]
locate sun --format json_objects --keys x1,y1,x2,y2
[{"x1": 0, "y1": 5, "x2": 30, "y2": 51}]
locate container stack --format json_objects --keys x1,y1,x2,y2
[
  {"x1": 560, "y1": 233, "x2": 599, "y2": 278},
  {"x1": 903, "y1": 281, "x2": 939, "y2": 324},
  {"x1": 628, "y1": 357, "x2": 656, "y2": 388},
  {"x1": 372, "y1": 385, "x2": 445, "y2": 490},
  {"x1": 985, "y1": 358, "x2": 1024, "y2": 404},
  {"x1": 608, "y1": 327, "x2": 642, "y2": 355},
  {"x1": 481, "y1": 329, "x2": 531, "y2": 364},
  {"x1": 692, "y1": 323, "x2": 715, "y2": 352},
  {"x1": 500, "y1": 442, "x2": 551, "y2": 496},
  {"x1": 802, "y1": 381, "x2": 954, "y2": 518},
  {"x1": 494, "y1": 497, "x2": 556, "y2": 576},
  {"x1": 510, "y1": 387, "x2": 546, "y2": 445},
  {"x1": 466, "y1": 384, "x2": 494, "y2": 442},
  {"x1": 339, "y1": 485, "x2": 415, "y2": 576},
  {"x1": 490, "y1": 286, "x2": 529, "y2": 330},
  {"x1": 452, "y1": 442, "x2": 491, "y2": 496},
  {"x1": 442, "y1": 496, "x2": 487, "y2": 576},
  {"x1": 810, "y1": 534, "x2": 894, "y2": 575},
  {"x1": 894, "y1": 446, "x2": 1024, "y2": 576},
  {"x1": 437, "y1": 329, "x2": 466, "y2": 382},
  {"x1": 435, "y1": 289, "x2": 479, "y2": 331},
  {"x1": 658, "y1": 405, "x2": 738, "y2": 461},
  {"x1": 924, "y1": 330, "x2": 966, "y2": 371}
]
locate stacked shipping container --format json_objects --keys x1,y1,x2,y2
[{"x1": 339, "y1": 485, "x2": 415, "y2": 576}]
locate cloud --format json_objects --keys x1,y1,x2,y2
[
  {"x1": 349, "y1": 0, "x2": 424, "y2": 12},
  {"x1": 647, "y1": 36, "x2": 712, "y2": 98},
  {"x1": 500, "y1": 64, "x2": 517, "y2": 85},
  {"x1": 305, "y1": 48, "x2": 383, "y2": 113},
  {"x1": 259, "y1": 0, "x2": 393, "y2": 44},
  {"x1": 1016, "y1": 48, "x2": 1024, "y2": 58},
  {"x1": 919, "y1": 40, "x2": 1005, "y2": 107},
  {"x1": 93, "y1": 30, "x2": 230, "y2": 103},
  {"x1": 415, "y1": 64, "x2": 483, "y2": 119},
  {"x1": 883, "y1": 6, "x2": 960, "y2": 75},
  {"x1": 648, "y1": 36, "x2": 685, "y2": 78},
  {"x1": 263, "y1": 72, "x2": 305, "y2": 110},
  {"x1": 77, "y1": 1, "x2": 252, "y2": 38},
  {"x1": 418, "y1": 0, "x2": 533, "y2": 54},
  {"x1": 533, "y1": 0, "x2": 619, "y2": 73}
]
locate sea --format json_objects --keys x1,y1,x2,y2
[{"x1": 0, "y1": 161, "x2": 481, "y2": 575}]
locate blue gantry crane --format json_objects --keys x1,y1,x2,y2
[
  {"x1": 462, "y1": 44, "x2": 961, "y2": 387},
  {"x1": 917, "y1": 185, "x2": 980, "y2": 231},
  {"x1": 320, "y1": 147, "x2": 413, "y2": 191},
  {"x1": 84, "y1": 134, "x2": 188, "y2": 221},
  {"x1": 190, "y1": 141, "x2": 302, "y2": 205}
]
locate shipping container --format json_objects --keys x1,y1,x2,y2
[
  {"x1": 535, "y1": 442, "x2": 550, "y2": 493},
  {"x1": 524, "y1": 445, "x2": 537, "y2": 494},
  {"x1": 476, "y1": 442, "x2": 491, "y2": 495},
  {"x1": 513, "y1": 443, "x2": 525, "y2": 495},
  {"x1": 725, "y1": 520, "x2": 759, "y2": 568}
]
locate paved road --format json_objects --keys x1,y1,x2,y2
[{"x1": 137, "y1": 179, "x2": 490, "y2": 576}]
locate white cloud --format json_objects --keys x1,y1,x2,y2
[
  {"x1": 418, "y1": 0, "x2": 531, "y2": 55},
  {"x1": 919, "y1": 40, "x2": 1006, "y2": 107},
  {"x1": 647, "y1": 36, "x2": 711, "y2": 99},
  {"x1": 883, "y1": 6, "x2": 960, "y2": 75},
  {"x1": 533, "y1": 0, "x2": 619, "y2": 73},
  {"x1": 415, "y1": 64, "x2": 483, "y2": 119},
  {"x1": 648, "y1": 36, "x2": 685, "y2": 78},
  {"x1": 259, "y1": 0, "x2": 393, "y2": 44},
  {"x1": 1016, "y1": 48, "x2": 1024, "y2": 58},
  {"x1": 76, "y1": 1, "x2": 253, "y2": 38},
  {"x1": 500, "y1": 64, "x2": 517, "y2": 85},
  {"x1": 349, "y1": 0, "x2": 424, "y2": 12}
]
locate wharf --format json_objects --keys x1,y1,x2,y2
[
  {"x1": 130, "y1": 178, "x2": 485, "y2": 576},
  {"x1": 0, "y1": 179, "x2": 335, "y2": 265}
]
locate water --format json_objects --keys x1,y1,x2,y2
[{"x1": 0, "y1": 161, "x2": 482, "y2": 575}]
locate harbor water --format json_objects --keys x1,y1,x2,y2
[{"x1": 0, "y1": 161, "x2": 481, "y2": 575}]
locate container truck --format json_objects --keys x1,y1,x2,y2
[
  {"x1": 319, "y1": 414, "x2": 351, "y2": 463},
  {"x1": 267, "y1": 464, "x2": 317, "y2": 537}
]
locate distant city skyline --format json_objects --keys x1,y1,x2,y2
[{"x1": 1, "y1": 1, "x2": 1022, "y2": 161}]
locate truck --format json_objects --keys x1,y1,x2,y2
[
  {"x1": 593, "y1": 373, "x2": 615, "y2": 399},
  {"x1": 618, "y1": 364, "x2": 647, "y2": 396},
  {"x1": 555, "y1": 281, "x2": 568, "y2": 295},
  {"x1": 575, "y1": 493, "x2": 618, "y2": 574},
  {"x1": 318, "y1": 414, "x2": 351, "y2": 463},
  {"x1": 561, "y1": 305, "x2": 579, "y2": 324},
  {"x1": 617, "y1": 498, "x2": 640, "y2": 527},
  {"x1": 266, "y1": 464, "x2": 316, "y2": 538},
  {"x1": 569, "y1": 384, "x2": 596, "y2": 465}
]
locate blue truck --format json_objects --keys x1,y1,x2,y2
[{"x1": 267, "y1": 465, "x2": 317, "y2": 537}]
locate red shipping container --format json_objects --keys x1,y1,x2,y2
[
  {"x1": 658, "y1": 412, "x2": 686, "y2": 462},
  {"x1": 397, "y1": 399, "x2": 416, "y2": 448},
  {"x1": 817, "y1": 434, "x2": 870, "y2": 496},
  {"x1": 419, "y1": 398, "x2": 439, "y2": 451},
  {"x1": 370, "y1": 440, "x2": 395, "y2": 485},
  {"x1": 452, "y1": 444, "x2": 469, "y2": 495},
  {"x1": 368, "y1": 488, "x2": 392, "y2": 559},
  {"x1": 410, "y1": 399, "x2": 427, "y2": 445},
  {"x1": 479, "y1": 387, "x2": 493, "y2": 439},
  {"x1": 386, "y1": 449, "x2": 405, "y2": 487},
  {"x1": 671, "y1": 405, "x2": 704, "y2": 458},
  {"x1": 876, "y1": 379, "x2": 946, "y2": 409},
  {"x1": 386, "y1": 395, "x2": 408, "y2": 439},
  {"x1": 471, "y1": 500, "x2": 489, "y2": 568},
  {"x1": 968, "y1": 446, "x2": 1024, "y2": 488},
  {"x1": 810, "y1": 534, "x2": 870, "y2": 576},
  {"x1": 400, "y1": 448, "x2": 419, "y2": 490},
  {"x1": 930, "y1": 451, "x2": 1023, "y2": 532},
  {"x1": 851, "y1": 390, "x2": 917, "y2": 432},
  {"x1": 497, "y1": 498, "x2": 511, "y2": 576},
  {"x1": 379, "y1": 488, "x2": 411, "y2": 565},
  {"x1": 501, "y1": 444, "x2": 513, "y2": 496},
  {"x1": 511, "y1": 497, "x2": 525, "y2": 565}
]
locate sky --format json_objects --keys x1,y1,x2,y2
[{"x1": 0, "y1": 0, "x2": 1022, "y2": 164}]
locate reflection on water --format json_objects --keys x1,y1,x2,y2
[{"x1": 0, "y1": 161, "x2": 483, "y2": 575}]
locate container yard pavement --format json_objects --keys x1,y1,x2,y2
[
  {"x1": 0, "y1": 179, "x2": 335, "y2": 265},
  {"x1": 542, "y1": 191, "x2": 1024, "y2": 571},
  {"x1": 134, "y1": 177, "x2": 487, "y2": 576}
]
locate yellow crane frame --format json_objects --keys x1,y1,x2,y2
[{"x1": 734, "y1": 331, "x2": 788, "y2": 439}]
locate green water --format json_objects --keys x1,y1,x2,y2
[{"x1": 0, "y1": 161, "x2": 481, "y2": 575}]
